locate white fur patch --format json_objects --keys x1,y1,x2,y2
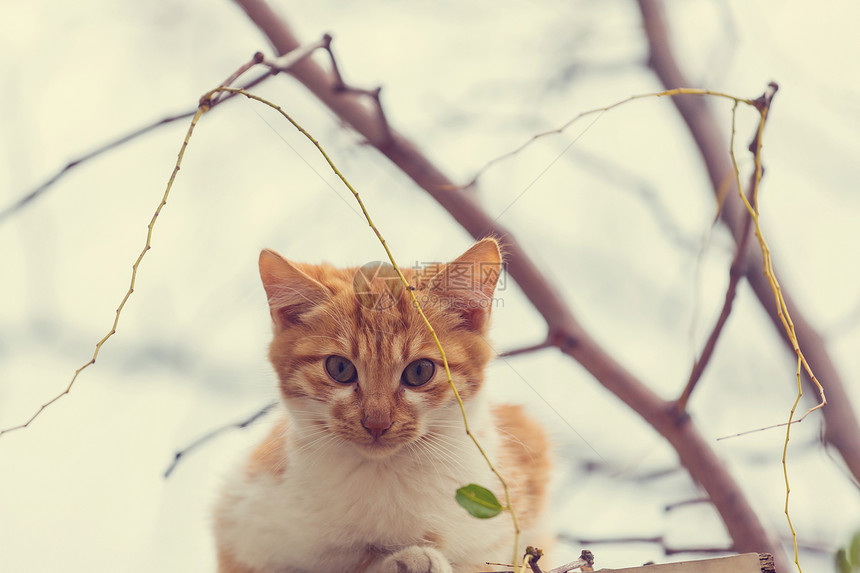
[{"x1": 215, "y1": 391, "x2": 518, "y2": 572}]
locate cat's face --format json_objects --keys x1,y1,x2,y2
[{"x1": 259, "y1": 239, "x2": 501, "y2": 459}]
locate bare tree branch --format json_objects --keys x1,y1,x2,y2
[
  {"x1": 637, "y1": 0, "x2": 860, "y2": 485},
  {"x1": 560, "y1": 532, "x2": 832, "y2": 558},
  {"x1": 675, "y1": 171, "x2": 756, "y2": 413},
  {"x1": 229, "y1": 0, "x2": 786, "y2": 565},
  {"x1": 0, "y1": 109, "x2": 195, "y2": 224},
  {"x1": 164, "y1": 401, "x2": 277, "y2": 478},
  {"x1": 0, "y1": 37, "x2": 332, "y2": 226},
  {"x1": 560, "y1": 533, "x2": 733, "y2": 557},
  {"x1": 497, "y1": 338, "x2": 554, "y2": 359},
  {"x1": 665, "y1": 498, "x2": 711, "y2": 512}
]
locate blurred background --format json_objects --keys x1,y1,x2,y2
[{"x1": 1, "y1": 0, "x2": 858, "y2": 571}]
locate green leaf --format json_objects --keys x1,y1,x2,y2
[
  {"x1": 850, "y1": 532, "x2": 860, "y2": 567},
  {"x1": 836, "y1": 548, "x2": 851, "y2": 573},
  {"x1": 455, "y1": 484, "x2": 503, "y2": 519}
]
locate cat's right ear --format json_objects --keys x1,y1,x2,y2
[{"x1": 259, "y1": 249, "x2": 327, "y2": 330}]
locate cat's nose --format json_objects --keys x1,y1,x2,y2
[{"x1": 362, "y1": 417, "x2": 391, "y2": 439}]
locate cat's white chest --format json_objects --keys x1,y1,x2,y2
[{"x1": 217, "y1": 428, "x2": 510, "y2": 572}]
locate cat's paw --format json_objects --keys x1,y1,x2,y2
[{"x1": 373, "y1": 546, "x2": 453, "y2": 573}]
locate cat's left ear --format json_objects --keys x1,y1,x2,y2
[
  {"x1": 259, "y1": 249, "x2": 328, "y2": 330},
  {"x1": 427, "y1": 238, "x2": 502, "y2": 331}
]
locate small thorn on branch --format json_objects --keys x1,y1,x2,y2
[
  {"x1": 549, "y1": 328, "x2": 579, "y2": 353},
  {"x1": 751, "y1": 81, "x2": 779, "y2": 113},
  {"x1": 526, "y1": 546, "x2": 544, "y2": 573},
  {"x1": 317, "y1": 35, "x2": 393, "y2": 144}
]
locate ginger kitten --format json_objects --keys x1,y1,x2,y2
[{"x1": 214, "y1": 239, "x2": 551, "y2": 573}]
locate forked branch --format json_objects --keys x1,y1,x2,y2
[
  {"x1": 637, "y1": 0, "x2": 860, "y2": 485},
  {"x1": 675, "y1": 154, "x2": 758, "y2": 413}
]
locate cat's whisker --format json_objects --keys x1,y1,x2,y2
[
  {"x1": 429, "y1": 435, "x2": 479, "y2": 472},
  {"x1": 494, "y1": 426, "x2": 538, "y2": 458},
  {"x1": 415, "y1": 434, "x2": 470, "y2": 476},
  {"x1": 424, "y1": 421, "x2": 472, "y2": 431},
  {"x1": 292, "y1": 428, "x2": 336, "y2": 456},
  {"x1": 303, "y1": 435, "x2": 349, "y2": 475},
  {"x1": 292, "y1": 430, "x2": 330, "y2": 450},
  {"x1": 287, "y1": 410, "x2": 326, "y2": 423},
  {"x1": 295, "y1": 436, "x2": 342, "y2": 474},
  {"x1": 293, "y1": 427, "x2": 334, "y2": 448},
  {"x1": 425, "y1": 427, "x2": 474, "y2": 443},
  {"x1": 406, "y1": 440, "x2": 446, "y2": 483},
  {"x1": 288, "y1": 420, "x2": 329, "y2": 437}
]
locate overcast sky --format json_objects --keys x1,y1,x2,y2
[{"x1": 1, "y1": 0, "x2": 859, "y2": 571}]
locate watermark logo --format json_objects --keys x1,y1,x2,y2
[
  {"x1": 352, "y1": 261, "x2": 403, "y2": 310},
  {"x1": 414, "y1": 261, "x2": 507, "y2": 292},
  {"x1": 352, "y1": 261, "x2": 507, "y2": 311}
]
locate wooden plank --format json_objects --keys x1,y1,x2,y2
[{"x1": 594, "y1": 553, "x2": 769, "y2": 573}]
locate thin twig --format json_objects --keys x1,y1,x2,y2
[
  {"x1": 0, "y1": 52, "x2": 287, "y2": 437},
  {"x1": 559, "y1": 533, "x2": 731, "y2": 557},
  {"x1": 498, "y1": 338, "x2": 554, "y2": 358},
  {"x1": 0, "y1": 38, "x2": 330, "y2": 226},
  {"x1": 664, "y1": 497, "x2": 710, "y2": 511},
  {"x1": 674, "y1": 167, "x2": 756, "y2": 413},
  {"x1": 736, "y1": 81, "x2": 815, "y2": 573},
  {"x1": 0, "y1": 42, "x2": 335, "y2": 435},
  {"x1": 211, "y1": 51, "x2": 266, "y2": 104},
  {"x1": 164, "y1": 401, "x2": 277, "y2": 478},
  {"x1": 319, "y1": 37, "x2": 392, "y2": 143},
  {"x1": 716, "y1": 417, "x2": 809, "y2": 441},
  {"x1": 0, "y1": 110, "x2": 192, "y2": 224},
  {"x1": 0, "y1": 48, "x2": 320, "y2": 438},
  {"x1": 459, "y1": 89, "x2": 751, "y2": 191},
  {"x1": 0, "y1": 100, "x2": 210, "y2": 439}
]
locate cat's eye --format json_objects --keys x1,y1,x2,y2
[
  {"x1": 325, "y1": 355, "x2": 357, "y2": 384},
  {"x1": 401, "y1": 359, "x2": 435, "y2": 387}
]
